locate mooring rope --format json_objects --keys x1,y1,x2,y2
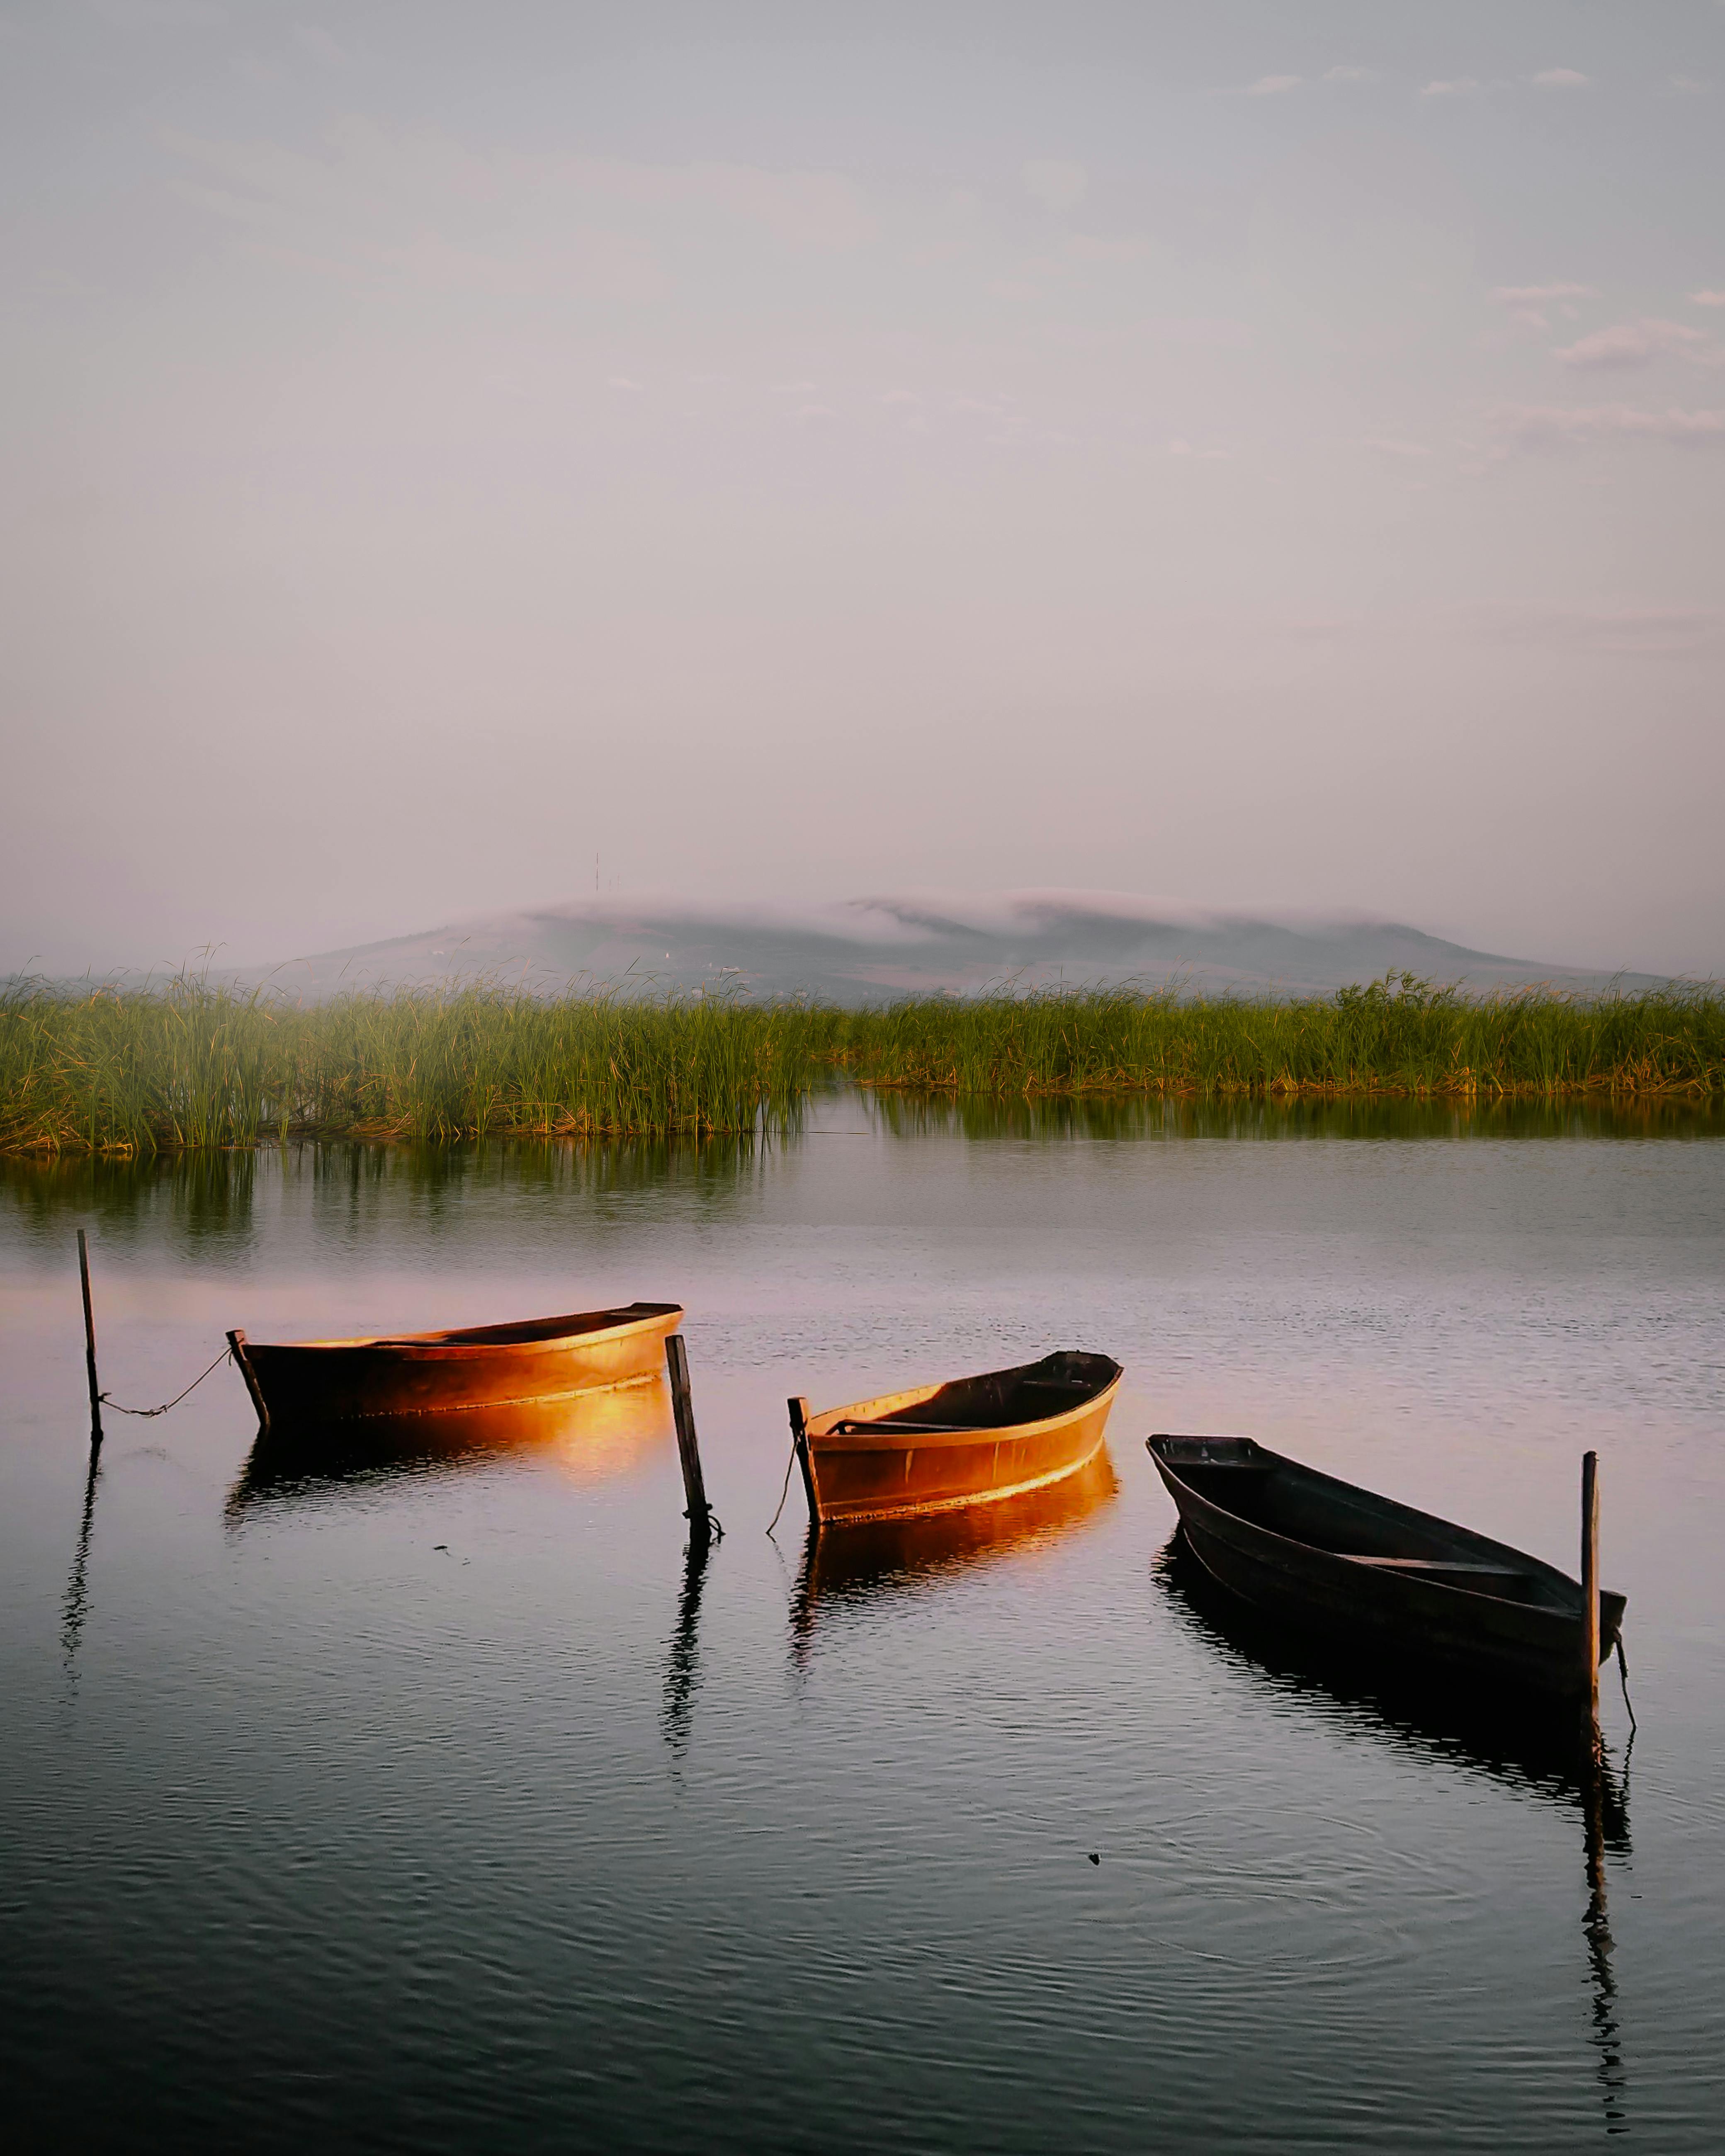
[
  {"x1": 764, "y1": 1438, "x2": 799, "y2": 1537},
  {"x1": 1614, "y1": 1634, "x2": 1638, "y2": 1736},
  {"x1": 99, "y1": 1345, "x2": 232, "y2": 1419}
]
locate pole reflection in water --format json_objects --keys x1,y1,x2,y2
[
  {"x1": 60, "y1": 1444, "x2": 103, "y2": 1692},
  {"x1": 660, "y1": 1537, "x2": 711, "y2": 1763},
  {"x1": 1582, "y1": 1731, "x2": 1632, "y2": 2137},
  {"x1": 1155, "y1": 1533, "x2": 1633, "y2": 2134},
  {"x1": 225, "y1": 1379, "x2": 676, "y2": 1520},
  {"x1": 788, "y1": 1447, "x2": 1118, "y2": 1665}
]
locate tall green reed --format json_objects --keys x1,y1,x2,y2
[
  {"x1": 836, "y1": 974, "x2": 1725, "y2": 1101},
  {"x1": 2, "y1": 971, "x2": 1719, "y2": 1155},
  {"x1": 0, "y1": 975, "x2": 845, "y2": 1153}
]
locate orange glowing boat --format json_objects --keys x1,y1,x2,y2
[
  {"x1": 787, "y1": 1350, "x2": 1122, "y2": 1529},
  {"x1": 227, "y1": 1303, "x2": 682, "y2": 1435}
]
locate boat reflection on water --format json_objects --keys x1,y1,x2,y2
[
  {"x1": 788, "y1": 1446, "x2": 1119, "y2": 1661},
  {"x1": 1155, "y1": 1533, "x2": 1632, "y2": 2136},
  {"x1": 225, "y1": 1379, "x2": 676, "y2": 1521}
]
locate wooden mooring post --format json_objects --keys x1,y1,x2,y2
[
  {"x1": 665, "y1": 1333, "x2": 717, "y2": 1546},
  {"x1": 1581, "y1": 1450, "x2": 1601, "y2": 1739},
  {"x1": 787, "y1": 1396, "x2": 821, "y2": 1530},
  {"x1": 77, "y1": 1230, "x2": 103, "y2": 1446},
  {"x1": 227, "y1": 1329, "x2": 270, "y2": 1438}
]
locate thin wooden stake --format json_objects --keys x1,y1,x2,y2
[
  {"x1": 665, "y1": 1333, "x2": 713, "y2": 1545},
  {"x1": 787, "y1": 1395, "x2": 820, "y2": 1530},
  {"x1": 1581, "y1": 1450, "x2": 1601, "y2": 1733},
  {"x1": 227, "y1": 1329, "x2": 270, "y2": 1438},
  {"x1": 77, "y1": 1229, "x2": 103, "y2": 1446}
]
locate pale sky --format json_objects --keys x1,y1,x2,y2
[{"x1": 3, "y1": 1, "x2": 1723, "y2": 977}]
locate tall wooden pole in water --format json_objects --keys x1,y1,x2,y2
[
  {"x1": 76, "y1": 1230, "x2": 102, "y2": 1446},
  {"x1": 1581, "y1": 1450, "x2": 1601, "y2": 1734},
  {"x1": 664, "y1": 1333, "x2": 714, "y2": 1547}
]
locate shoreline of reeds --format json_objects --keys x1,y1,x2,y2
[{"x1": 2, "y1": 973, "x2": 1720, "y2": 1156}]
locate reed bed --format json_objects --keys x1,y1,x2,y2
[
  {"x1": 0, "y1": 977, "x2": 845, "y2": 1154},
  {"x1": 2, "y1": 973, "x2": 1720, "y2": 1155},
  {"x1": 840, "y1": 976, "x2": 1725, "y2": 1104}
]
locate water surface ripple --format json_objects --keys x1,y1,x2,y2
[{"x1": 2, "y1": 1099, "x2": 1721, "y2": 2151}]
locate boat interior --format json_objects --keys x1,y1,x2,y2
[{"x1": 831, "y1": 1351, "x2": 1120, "y2": 1436}]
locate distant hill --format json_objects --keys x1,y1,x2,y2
[{"x1": 246, "y1": 892, "x2": 1668, "y2": 1003}]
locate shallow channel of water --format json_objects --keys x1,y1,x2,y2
[{"x1": 3, "y1": 1094, "x2": 1722, "y2": 2151}]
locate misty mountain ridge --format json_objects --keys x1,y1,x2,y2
[{"x1": 246, "y1": 891, "x2": 1671, "y2": 1003}]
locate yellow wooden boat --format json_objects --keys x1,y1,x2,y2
[
  {"x1": 228, "y1": 1302, "x2": 682, "y2": 1434},
  {"x1": 788, "y1": 1350, "x2": 1122, "y2": 1528}
]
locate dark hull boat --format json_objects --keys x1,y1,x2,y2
[
  {"x1": 1147, "y1": 1434, "x2": 1625, "y2": 1699},
  {"x1": 228, "y1": 1303, "x2": 682, "y2": 1434},
  {"x1": 791, "y1": 1350, "x2": 1122, "y2": 1528}
]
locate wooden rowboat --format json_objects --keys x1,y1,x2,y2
[
  {"x1": 1147, "y1": 1433, "x2": 1626, "y2": 1698},
  {"x1": 227, "y1": 1303, "x2": 682, "y2": 1435},
  {"x1": 789, "y1": 1350, "x2": 1122, "y2": 1529}
]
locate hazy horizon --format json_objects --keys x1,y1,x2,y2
[{"x1": 4, "y1": 2, "x2": 1723, "y2": 978}]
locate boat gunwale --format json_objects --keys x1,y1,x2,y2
[{"x1": 246, "y1": 1301, "x2": 683, "y2": 1360}]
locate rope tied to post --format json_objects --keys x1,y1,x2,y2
[
  {"x1": 98, "y1": 1345, "x2": 233, "y2": 1419},
  {"x1": 1614, "y1": 1634, "x2": 1638, "y2": 1737},
  {"x1": 764, "y1": 1439, "x2": 799, "y2": 1536}
]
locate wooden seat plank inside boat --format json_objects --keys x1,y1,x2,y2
[{"x1": 1344, "y1": 1557, "x2": 1528, "y2": 1573}]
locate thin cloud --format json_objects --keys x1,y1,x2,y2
[
  {"x1": 1419, "y1": 78, "x2": 1483, "y2": 98},
  {"x1": 1668, "y1": 76, "x2": 1711, "y2": 95},
  {"x1": 1491, "y1": 282, "x2": 1596, "y2": 334},
  {"x1": 1691, "y1": 290, "x2": 1725, "y2": 307},
  {"x1": 1492, "y1": 403, "x2": 1725, "y2": 451},
  {"x1": 1242, "y1": 75, "x2": 1301, "y2": 96},
  {"x1": 1358, "y1": 437, "x2": 1433, "y2": 459},
  {"x1": 1532, "y1": 68, "x2": 1589, "y2": 89},
  {"x1": 1492, "y1": 283, "x2": 1597, "y2": 305},
  {"x1": 1482, "y1": 605, "x2": 1722, "y2": 654},
  {"x1": 1553, "y1": 319, "x2": 1708, "y2": 370}
]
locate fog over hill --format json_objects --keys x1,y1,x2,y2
[{"x1": 249, "y1": 893, "x2": 1669, "y2": 1003}]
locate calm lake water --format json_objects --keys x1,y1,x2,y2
[{"x1": 3, "y1": 1095, "x2": 1723, "y2": 2152}]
